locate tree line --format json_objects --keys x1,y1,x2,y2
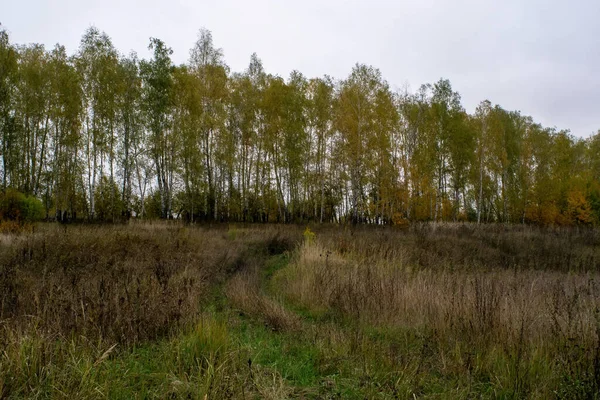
[{"x1": 1, "y1": 26, "x2": 599, "y2": 225}]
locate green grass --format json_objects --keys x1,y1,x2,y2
[{"x1": 231, "y1": 318, "x2": 320, "y2": 388}]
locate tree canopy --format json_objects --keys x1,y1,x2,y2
[{"x1": 1, "y1": 26, "x2": 598, "y2": 225}]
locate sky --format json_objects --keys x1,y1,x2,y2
[{"x1": 2, "y1": 0, "x2": 599, "y2": 138}]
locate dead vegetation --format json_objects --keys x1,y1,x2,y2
[
  {"x1": 273, "y1": 224, "x2": 600, "y2": 398},
  {"x1": 1, "y1": 222, "x2": 600, "y2": 398}
]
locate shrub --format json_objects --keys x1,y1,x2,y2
[
  {"x1": 0, "y1": 188, "x2": 44, "y2": 223},
  {"x1": 144, "y1": 190, "x2": 163, "y2": 219}
]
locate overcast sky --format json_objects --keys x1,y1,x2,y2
[{"x1": 2, "y1": 0, "x2": 599, "y2": 138}]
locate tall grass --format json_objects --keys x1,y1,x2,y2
[
  {"x1": 0, "y1": 223, "x2": 302, "y2": 398},
  {"x1": 273, "y1": 224, "x2": 600, "y2": 398},
  {"x1": 1, "y1": 222, "x2": 599, "y2": 398}
]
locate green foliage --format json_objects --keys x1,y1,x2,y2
[
  {"x1": 0, "y1": 188, "x2": 44, "y2": 222},
  {"x1": 143, "y1": 190, "x2": 163, "y2": 219},
  {"x1": 94, "y1": 176, "x2": 124, "y2": 221}
]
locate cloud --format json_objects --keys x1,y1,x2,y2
[{"x1": 2, "y1": 0, "x2": 598, "y2": 137}]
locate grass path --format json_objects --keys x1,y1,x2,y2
[{"x1": 4, "y1": 229, "x2": 582, "y2": 399}]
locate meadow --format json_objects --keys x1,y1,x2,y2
[{"x1": 1, "y1": 222, "x2": 600, "y2": 399}]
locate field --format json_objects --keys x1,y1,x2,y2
[{"x1": 1, "y1": 222, "x2": 600, "y2": 399}]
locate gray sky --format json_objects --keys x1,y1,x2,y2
[{"x1": 2, "y1": 0, "x2": 599, "y2": 138}]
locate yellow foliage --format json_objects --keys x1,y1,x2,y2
[
  {"x1": 554, "y1": 212, "x2": 571, "y2": 226},
  {"x1": 441, "y1": 198, "x2": 454, "y2": 221},
  {"x1": 567, "y1": 190, "x2": 593, "y2": 225},
  {"x1": 524, "y1": 204, "x2": 540, "y2": 224},
  {"x1": 525, "y1": 202, "x2": 560, "y2": 225},
  {"x1": 412, "y1": 194, "x2": 433, "y2": 221},
  {"x1": 541, "y1": 203, "x2": 560, "y2": 225},
  {"x1": 392, "y1": 212, "x2": 410, "y2": 228},
  {"x1": 303, "y1": 226, "x2": 315, "y2": 244}
]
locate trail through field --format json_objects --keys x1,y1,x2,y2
[
  {"x1": 3, "y1": 224, "x2": 600, "y2": 399},
  {"x1": 220, "y1": 243, "x2": 427, "y2": 399}
]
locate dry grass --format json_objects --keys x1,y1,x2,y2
[
  {"x1": 278, "y1": 242, "x2": 600, "y2": 343},
  {"x1": 1, "y1": 223, "x2": 241, "y2": 344},
  {"x1": 272, "y1": 224, "x2": 600, "y2": 398},
  {"x1": 226, "y1": 272, "x2": 302, "y2": 333},
  {"x1": 0, "y1": 223, "x2": 306, "y2": 344},
  {"x1": 0, "y1": 222, "x2": 305, "y2": 399},
  {"x1": 2, "y1": 221, "x2": 600, "y2": 398},
  {"x1": 316, "y1": 223, "x2": 599, "y2": 271}
]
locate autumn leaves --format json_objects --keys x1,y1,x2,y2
[{"x1": 0, "y1": 26, "x2": 598, "y2": 224}]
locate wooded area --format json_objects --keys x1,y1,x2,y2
[{"x1": 1, "y1": 26, "x2": 599, "y2": 224}]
